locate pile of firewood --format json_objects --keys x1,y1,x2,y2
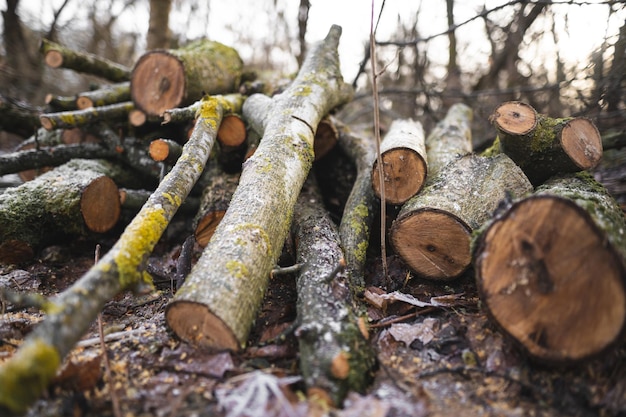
[{"x1": 0, "y1": 24, "x2": 624, "y2": 414}]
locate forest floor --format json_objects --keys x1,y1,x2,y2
[{"x1": 1, "y1": 132, "x2": 625, "y2": 417}]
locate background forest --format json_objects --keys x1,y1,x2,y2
[{"x1": 1, "y1": 0, "x2": 625, "y2": 143}]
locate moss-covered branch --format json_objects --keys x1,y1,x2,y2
[
  {"x1": 40, "y1": 101, "x2": 135, "y2": 131},
  {"x1": 0, "y1": 94, "x2": 243, "y2": 414},
  {"x1": 39, "y1": 38, "x2": 131, "y2": 82},
  {"x1": 292, "y1": 176, "x2": 375, "y2": 406},
  {"x1": 332, "y1": 117, "x2": 377, "y2": 290}
]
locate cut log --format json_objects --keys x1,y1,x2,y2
[
  {"x1": 130, "y1": 39, "x2": 243, "y2": 116},
  {"x1": 391, "y1": 153, "x2": 532, "y2": 280},
  {"x1": 193, "y1": 164, "x2": 240, "y2": 247},
  {"x1": 490, "y1": 101, "x2": 603, "y2": 185},
  {"x1": 76, "y1": 82, "x2": 131, "y2": 110},
  {"x1": 40, "y1": 101, "x2": 135, "y2": 131},
  {"x1": 149, "y1": 138, "x2": 182, "y2": 164},
  {"x1": 0, "y1": 159, "x2": 121, "y2": 264},
  {"x1": 39, "y1": 38, "x2": 131, "y2": 82},
  {"x1": 0, "y1": 94, "x2": 242, "y2": 414},
  {"x1": 425, "y1": 103, "x2": 473, "y2": 177},
  {"x1": 372, "y1": 119, "x2": 427, "y2": 205},
  {"x1": 473, "y1": 172, "x2": 626, "y2": 363},
  {"x1": 166, "y1": 25, "x2": 353, "y2": 351},
  {"x1": 333, "y1": 117, "x2": 377, "y2": 289},
  {"x1": 292, "y1": 176, "x2": 375, "y2": 406},
  {"x1": 314, "y1": 116, "x2": 338, "y2": 160},
  {"x1": 217, "y1": 114, "x2": 247, "y2": 148}
]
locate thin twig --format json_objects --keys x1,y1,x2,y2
[
  {"x1": 95, "y1": 244, "x2": 122, "y2": 417},
  {"x1": 370, "y1": 0, "x2": 388, "y2": 282}
]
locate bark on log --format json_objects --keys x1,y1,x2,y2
[
  {"x1": 425, "y1": 103, "x2": 473, "y2": 177},
  {"x1": 0, "y1": 159, "x2": 121, "y2": 264},
  {"x1": 372, "y1": 119, "x2": 427, "y2": 205},
  {"x1": 391, "y1": 153, "x2": 532, "y2": 280},
  {"x1": 193, "y1": 164, "x2": 240, "y2": 247},
  {"x1": 131, "y1": 39, "x2": 243, "y2": 116},
  {"x1": 76, "y1": 82, "x2": 131, "y2": 110},
  {"x1": 243, "y1": 91, "x2": 337, "y2": 161},
  {"x1": 45, "y1": 94, "x2": 78, "y2": 112},
  {"x1": 166, "y1": 25, "x2": 353, "y2": 351},
  {"x1": 0, "y1": 94, "x2": 242, "y2": 414},
  {"x1": 39, "y1": 38, "x2": 131, "y2": 82},
  {"x1": 333, "y1": 118, "x2": 377, "y2": 290},
  {"x1": 292, "y1": 176, "x2": 375, "y2": 406},
  {"x1": 0, "y1": 143, "x2": 116, "y2": 177},
  {"x1": 489, "y1": 101, "x2": 603, "y2": 185},
  {"x1": 473, "y1": 172, "x2": 626, "y2": 363},
  {"x1": 40, "y1": 101, "x2": 135, "y2": 131}
]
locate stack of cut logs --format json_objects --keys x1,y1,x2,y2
[{"x1": 0, "y1": 27, "x2": 624, "y2": 414}]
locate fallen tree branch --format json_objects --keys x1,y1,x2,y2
[
  {"x1": 292, "y1": 175, "x2": 376, "y2": 406},
  {"x1": 0, "y1": 94, "x2": 244, "y2": 414},
  {"x1": 39, "y1": 38, "x2": 131, "y2": 82},
  {"x1": 166, "y1": 25, "x2": 353, "y2": 351},
  {"x1": 0, "y1": 143, "x2": 116, "y2": 176},
  {"x1": 40, "y1": 101, "x2": 135, "y2": 131},
  {"x1": 333, "y1": 118, "x2": 377, "y2": 290}
]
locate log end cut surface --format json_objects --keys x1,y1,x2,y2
[
  {"x1": 475, "y1": 196, "x2": 626, "y2": 363},
  {"x1": 561, "y1": 118, "x2": 603, "y2": 170},
  {"x1": 217, "y1": 115, "x2": 247, "y2": 147},
  {"x1": 131, "y1": 52, "x2": 185, "y2": 116},
  {"x1": 166, "y1": 301, "x2": 240, "y2": 351},
  {"x1": 391, "y1": 209, "x2": 472, "y2": 280},
  {"x1": 80, "y1": 176, "x2": 121, "y2": 233},
  {"x1": 491, "y1": 101, "x2": 537, "y2": 136},
  {"x1": 194, "y1": 211, "x2": 226, "y2": 247},
  {"x1": 372, "y1": 148, "x2": 427, "y2": 205}
]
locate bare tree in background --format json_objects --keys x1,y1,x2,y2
[
  {"x1": 296, "y1": 0, "x2": 310, "y2": 67},
  {"x1": 1, "y1": 0, "x2": 42, "y2": 99},
  {"x1": 147, "y1": 0, "x2": 173, "y2": 50}
]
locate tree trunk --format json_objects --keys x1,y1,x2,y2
[
  {"x1": 292, "y1": 176, "x2": 375, "y2": 407},
  {"x1": 372, "y1": 119, "x2": 427, "y2": 205},
  {"x1": 489, "y1": 101, "x2": 603, "y2": 185},
  {"x1": 0, "y1": 159, "x2": 121, "y2": 264},
  {"x1": 473, "y1": 172, "x2": 626, "y2": 364},
  {"x1": 39, "y1": 38, "x2": 130, "y2": 82},
  {"x1": 391, "y1": 153, "x2": 532, "y2": 280},
  {"x1": 147, "y1": 0, "x2": 173, "y2": 50},
  {"x1": 130, "y1": 39, "x2": 243, "y2": 116},
  {"x1": 0, "y1": 94, "x2": 242, "y2": 414},
  {"x1": 166, "y1": 25, "x2": 353, "y2": 351}
]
